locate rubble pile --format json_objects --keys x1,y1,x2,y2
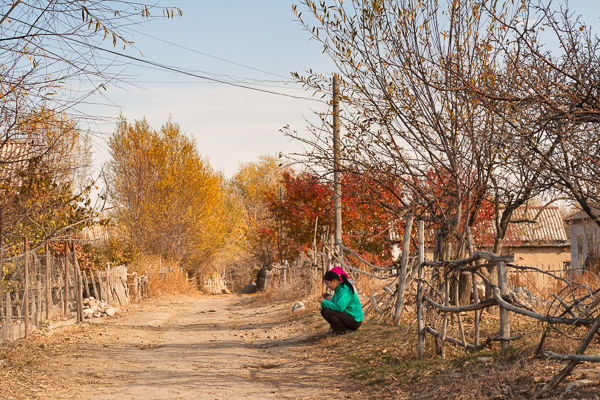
[
  {"x1": 82, "y1": 297, "x2": 118, "y2": 319},
  {"x1": 508, "y1": 287, "x2": 547, "y2": 309}
]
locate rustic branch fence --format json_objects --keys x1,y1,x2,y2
[{"x1": 311, "y1": 218, "x2": 600, "y2": 397}]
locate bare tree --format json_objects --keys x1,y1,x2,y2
[
  {"x1": 288, "y1": 0, "x2": 554, "y2": 266},
  {"x1": 452, "y1": 1, "x2": 600, "y2": 226},
  {"x1": 0, "y1": 1, "x2": 181, "y2": 158}
]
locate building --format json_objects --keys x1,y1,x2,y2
[
  {"x1": 565, "y1": 208, "x2": 600, "y2": 271},
  {"x1": 488, "y1": 206, "x2": 571, "y2": 267}
]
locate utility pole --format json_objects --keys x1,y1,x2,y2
[{"x1": 333, "y1": 73, "x2": 342, "y2": 248}]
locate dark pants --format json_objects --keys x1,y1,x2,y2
[{"x1": 321, "y1": 308, "x2": 362, "y2": 333}]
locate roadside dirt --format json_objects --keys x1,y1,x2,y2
[{"x1": 1, "y1": 294, "x2": 365, "y2": 400}]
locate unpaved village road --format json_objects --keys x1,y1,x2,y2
[{"x1": 23, "y1": 294, "x2": 362, "y2": 400}]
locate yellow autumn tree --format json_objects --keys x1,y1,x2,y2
[
  {"x1": 107, "y1": 116, "x2": 231, "y2": 271},
  {"x1": 207, "y1": 155, "x2": 283, "y2": 289},
  {"x1": 0, "y1": 107, "x2": 94, "y2": 257},
  {"x1": 232, "y1": 155, "x2": 282, "y2": 267}
]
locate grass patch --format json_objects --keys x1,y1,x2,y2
[{"x1": 309, "y1": 313, "x2": 600, "y2": 399}]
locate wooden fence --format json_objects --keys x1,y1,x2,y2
[
  {"x1": 316, "y1": 218, "x2": 600, "y2": 397},
  {"x1": 203, "y1": 272, "x2": 226, "y2": 294},
  {"x1": 0, "y1": 244, "x2": 132, "y2": 344}
]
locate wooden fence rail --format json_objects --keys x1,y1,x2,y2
[{"x1": 312, "y1": 218, "x2": 600, "y2": 397}]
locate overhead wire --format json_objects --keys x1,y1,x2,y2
[
  {"x1": 8, "y1": 16, "x2": 328, "y2": 103},
  {"x1": 125, "y1": 27, "x2": 292, "y2": 80}
]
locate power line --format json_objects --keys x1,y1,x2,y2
[
  {"x1": 126, "y1": 27, "x2": 291, "y2": 80},
  {"x1": 9, "y1": 17, "x2": 327, "y2": 104},
  {"x1": 90, "y1": 43, "x2": 326, "y2": 102}
]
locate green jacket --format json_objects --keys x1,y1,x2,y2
[{"x1": 321, "y1": 283, "x2": 364, "y2": 322}]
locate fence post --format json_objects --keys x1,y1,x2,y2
[
  {"x1": 328, "y1": 235, "x2": 334, "y2": 272},
  {"x1": 393, "y1": 214, "x2": 415, "y2": 325},
  {"x1": 497, "y1": 260, "x2": 511, "y2": 354},
  {"x1": 73, "y1": 254, "x2": 82, "y2": 322},
  {"x1": 37, "y1": 280, "x2": 42, "y2": 326},
  {"x1": 466, "y1": 227, "x2": 480, "y2": 346},
  {"x1": 72, "y1": 250, "x2": 85, "y2": 322},
  {"x1": 83, "y1": 270, "x2": 90, "y2": 299},
  {"x1": 6, "y1": 292, "x2": 11, "y2": 325},
  {"x1": 106, "y1": 265, "x2": 110, "y2": 304},
  {"x1": 64, "y1": 242, "x2": 69, "y2": 316},
  {"x1": 90, "y1": 269, "x2": 98, "y2": 299},
  {"x1": 417, "y1": 220, "x2": 425, "y2": 359},
  {"x1": 24, "y1": 238, "x2": 29, "y2": 338},
  {"x1": 441, "y1": 278, "x2": 450, "y2": 359},
  {"x1": 45, "y1": 244, "x2": 50, "y2": 320}
]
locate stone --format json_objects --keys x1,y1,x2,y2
[
  {"x1": 105, "y1": 308, "x2": 116, "y2": 316},
  {"x1": 83, "y1": 309, "x2": 94, "y2": 316},
  {"x1": 477, "y1": 357, "x2": 493, "y2": 363},
  {"x1": 241, "y1": 281, "x2": 257, "y2": 294},
  {"x1": 292, "y1": 301, "x2": 305, "y2": 313}
]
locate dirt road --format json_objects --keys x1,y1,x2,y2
[{"x1": 18, "y1": 294, "x2": 360, "y2": 400}]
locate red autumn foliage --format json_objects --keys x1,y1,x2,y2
[{"x1": 263, "y1": 170, "x2": 396, "y2": 265}]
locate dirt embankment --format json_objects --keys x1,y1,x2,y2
[{"x1": 1, "y1": 294, "x2": 364, "y2": 400}]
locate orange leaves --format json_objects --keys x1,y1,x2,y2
[{"x1": 108, "y1": 116, "x2": 231, "y2": 265}]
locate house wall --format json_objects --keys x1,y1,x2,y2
[
  {"x1": 419, "y1": 247, "x2": 569, "y2": 267},
  {"x1": 502, "y1": 246, "x2": 570, "y2": 268},
  {"x1": 569, "y1": 221, "x2": 600, "y2": 270}
]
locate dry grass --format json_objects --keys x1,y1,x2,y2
[
  {"x1": 0, "y1": 324, "x2": 87, "y2": 368},
  {"x1": 128, "y1": 254, "x2": 196, "y2": 298},
  {"x1": 304, "y1": 308, "x2": 600, "y2": 399}
]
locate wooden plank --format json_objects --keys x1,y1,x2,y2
[
  {"x1": 393, "y1": 214, "x2": 414, "y2": 325},
  {"x1": 90, "y1": 269, "x2": 98, "y2": 299},
  {"x1": 45, "y1": 244, "x2": 50, "y2": 320},
  {"x1": 417, "y1": 220, "x2": 425, "y2": 359},
  {"x1": 497, "y1": 261, "x2": 511, "y2": 354},
  {"x1": 24, "y1": 238, "x2": 29, "y2": 338},
  {"x1": 83, "y1": 270, "x2": 90, "y2": 299},
  {"x1": 64, "y1": 243, "x2": 69, "y2": 316}
]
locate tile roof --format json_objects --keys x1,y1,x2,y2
[{"x1": 479, "y1": 207, "x2": 569, "y2": 248}]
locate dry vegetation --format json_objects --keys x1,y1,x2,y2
[
  {"x1": 0, "y1": 325, "x2": 85, "y2": 398},
  {"x1": 3, "y1": 263, "x2": 600, "y2": 399},
  {"x1": 296, "y1": 309, "x2": 600, "y2": 399},
  {"x1": 260, "y1": 267, "x2": 600, "y2": 399},
  {"x1": 128, "y1": 254, "x2": 197, "y2": 297}
]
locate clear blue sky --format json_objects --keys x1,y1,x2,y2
[{"x1": 85, "y1": 1, "x2": 335, "y2": 178}]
